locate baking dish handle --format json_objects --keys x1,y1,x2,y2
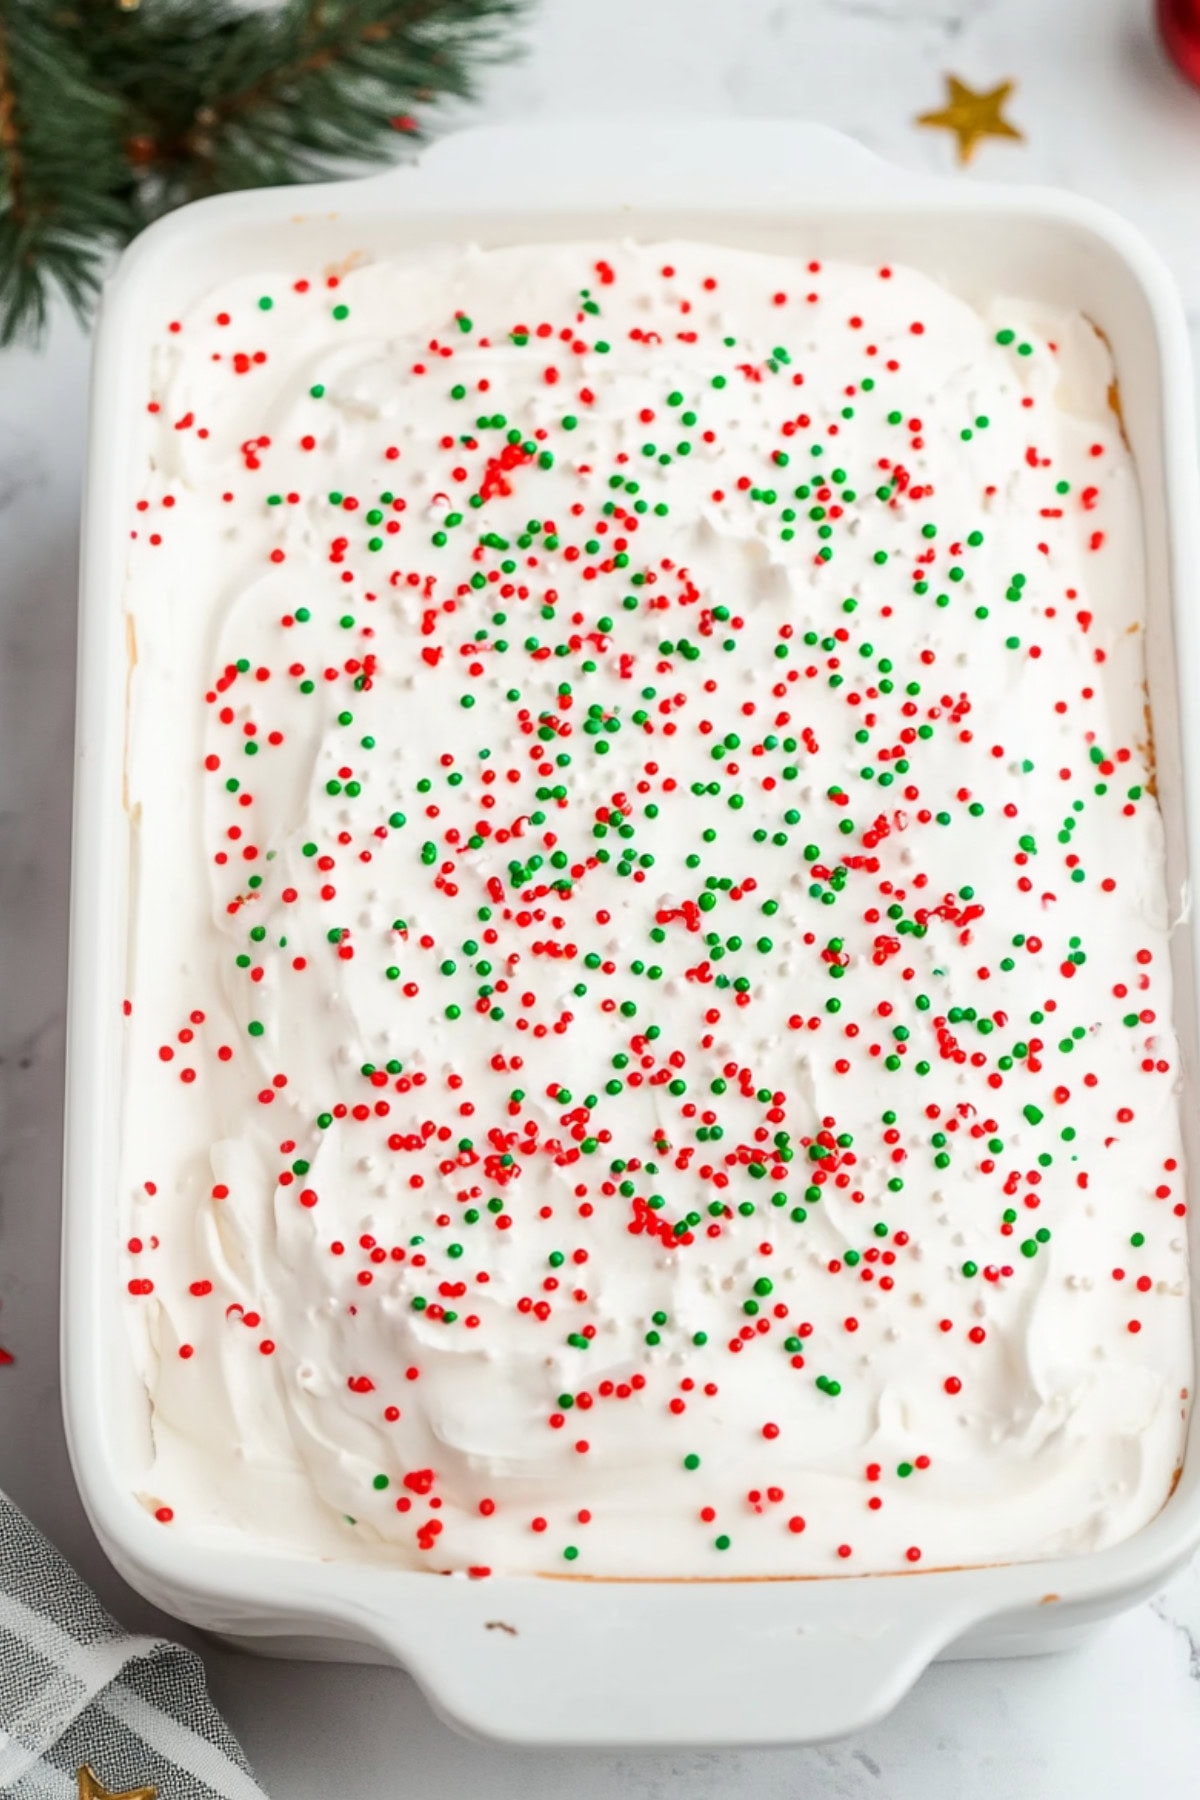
[
  {"x1": 357, "y1": 118, "x2": 955, "y2": 209},
  {"x1": 351, "y1": 1571, "x2": 979, "y2": 1747}
]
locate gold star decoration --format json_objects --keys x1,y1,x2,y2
[
  {"x1": 915, "y1": 74, "x2": 1024, "y2": 166},
  {"x1": 76, "y1": 1766, "x2": 157, "y2": 1800}
]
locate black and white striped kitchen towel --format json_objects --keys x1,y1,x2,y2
[{"x1": 0, "y1": 1490, "x2": 267, "y2": 1800}]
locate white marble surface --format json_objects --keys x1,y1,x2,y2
[{"x1": 4, "y1": 0, "x2": 1200, "y2": 1789}]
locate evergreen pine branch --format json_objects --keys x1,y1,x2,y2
[
  {"x1": 0, "y1": 1, "x2": 134, "y2": 345},
  {"x1": 0, "y1": 0, "x2": 526, "y2": 347}
]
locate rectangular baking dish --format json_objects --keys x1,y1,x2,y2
[{"x1": 63, "y1": 118, "x2": 1200, "y2": 1747}]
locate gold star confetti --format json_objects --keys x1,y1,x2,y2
[
  {"x1": 916, "y1": 74, "x2": 1024, "y2": 166},
  {"x1": 76, "y1": 1766, "x2": 156, "y2": 1800}
]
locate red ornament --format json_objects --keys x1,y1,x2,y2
[{"x1": 1159, "y1": 0, "x2": 1200, "y2": 84}]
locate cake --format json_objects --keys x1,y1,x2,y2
[{"x1": 119, "y1": 240, "x2": 1190, "y2": 1577}]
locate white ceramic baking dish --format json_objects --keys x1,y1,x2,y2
[{"x1": 63, "y1": 118, "x2": 1200, "y2": 1747}]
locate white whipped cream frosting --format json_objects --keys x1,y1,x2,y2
[{"x1": 119, "y1": 240, "x2": 1190, "y2": 1576}]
